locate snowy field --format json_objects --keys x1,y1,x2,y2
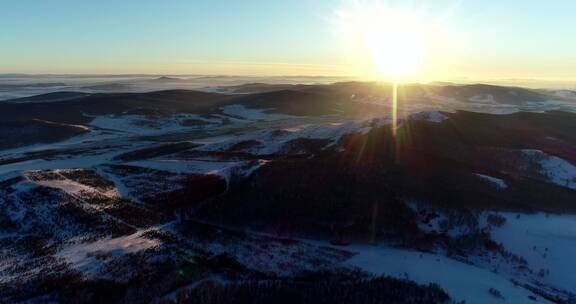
[
  {"x1": 346, "y1": 245, "x2": 551, "y2": 304},
  {"x1": 487, "y1": 212, "x2": 576, "y2": 293},
  {"x1": 521, "y1": 149, "x2": 576, "y2": 190}
]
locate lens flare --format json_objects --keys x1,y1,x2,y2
[
  {"x1": 360, "y1": 13, "x2": 425, "y2": 78},
  {"x1": 336, "y1": 2, "x2": 433, "y2": 80},
  {"x1": 335, "y1": 1, "x2": 454, "y2": 135}
]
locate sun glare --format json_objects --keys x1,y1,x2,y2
[
  {"x1": 335, "y1": 1, "x2": 453, "y2": 135},
  {"x1": 359, "y1": 13, "x2": 425, "y2": 79},
  {"x1": 335, "y1": 1, "x2": 453, "y2": 81}
]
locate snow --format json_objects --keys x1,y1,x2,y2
[
  {"x1": 553, "y1": 90, "x2": 576, "y2": 99},
  {"x1": 234, "y1": 159, "x2": 270, "y2": 177},
  {"x1": 523, "y1": 99, "x2": 576, "y2": 113},
  {"x1": 426, "y1": 93, "x2": 521, "y2": 115},
  {"x1": 408, "y1": 111, "x2": 448, "y2": 123},
  {"x1": 195, "y1": 119, "x2": 380, "y2": 155},
  {"x1": 0, "y1": 151, "x2": 118, "y2": 175},
  {"x1": 127, "y1": 159, "x2": 243, "y2": 176},
  {"x1": 405, "y1": 201, "x2": 475, "y2": 237},
  {"x1": 347, "y1": 245, "x2": 551, "y2": 304},
  {"x1": 32, "y1": 176, "x2": 118, "y2": 198},
  {"x1": 89, "y1": 113, "x2": 220, "y2": 135},
  {"x1": 521, "y1": 149, "x2": 576, "y2": 190},
  {"x1": 28, "y1": 118, "x2": 91, "y2": 132},
  {"x1": 475, "y1": 173, "x2": 508, "y2": 190},
  {"x1": 0, "y1": 127, "x2": 116, "y2": 157},
  {"x1": 221, "y1": 104, "x2": 293, "y2": 121},
  {"x1": 420, "y1": 213, "x2": 447, "y2": 235},
  {"x1": 34, "y1": 179, "x2": 98, "y2": 196},
  {"x1": 94, "y1": 167, "x2": 134, "y2": 200},
  {"x1": 352, "y1": 95, "x2": 389, "y2": 105},
  {"x1": 195, "y1": 86, "x2": 237, "y2": 94},
  {"x1": 57, "y1": 231, "x2": 158, "y2": 277},
  {"x1": 469, "y1": 94, "x2": 496, "y2": 104},
  {"x1": 0, "y1": 171, "x2": 21, "y2": 182},
  {"x1": 424, "y1": 91, "x2": 576, "y2": 114},
  {"x1": 486, "y1": 212, "x2": 576, "y2": 292},
  {"x1": 90, "y1": 115, "x2": 172, "y2": 134},
  {"x1": 120, "y1": 158, "x2": 270, "y2": 189},
  {"x1": 400, "y1": 205, "x2": 576, "y2": 299}
]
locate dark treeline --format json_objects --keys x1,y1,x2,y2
[{"x1": 170, "y1": 277, "x2": 451, "y2": 304}]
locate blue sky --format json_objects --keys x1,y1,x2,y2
[{"x1": 0, "y1": 0, "x2": 575, "y2": 81}]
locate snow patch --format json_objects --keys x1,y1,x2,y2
[
  {"x1": 406, "y1": 201, "x2": 474, "y2": 237},
  {"x1": 34, "y1": 179, "x2": 100, "y2": 196},
  {"x1": 553, "y1": 90, "x2": 576, "y2": 99},
  {"x1": 347, "y1": 246, "x2": 551, "y2": 304},
  {"x1": 475, "y1": 173, "x2": 508, "y2": 190},
  {"x1": 57, "y1": 231, "x2": 158, "y2": 277},
  {"x1": 408, "y1": 111, "x2": 448, "y2": 123},
  {"x1": 31, "y1": 119, "x2": 91, "y2": 132},
  {"x1": 483, "y1": 212, "x2": 576, "y2": 293},
  {"x1": 127, "y1": 159, "x2": 243, "y2": 177},
  {"x1": 469, "y1": 94, "x2": 496, "y2": 104},
  {"x1": 0, "y1": 152, "x2": 121, "y2": 175},
  {"x1": 521, "y1": 149, "x2": 576, "y2": 190},
  {"x1": 195, "y1": 119, "x2": 376, "y2": 155},
  {"x1": 89, "y1": 113, "x2": 220, "y2": 135},
  {"x1": 221, "y1": 104, "x2": 293, "y2": 121}
]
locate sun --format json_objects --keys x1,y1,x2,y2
[
  {"x1": 335, "y1": 1, "x2": 448, "y2": 135},
  {"x1": 336, "y1": 2, "x2": 432, "y2": 80},
  {"x1": 335, "y1": 1, "x2": 463, "y2": 134},
  {"x1": 362, "y1": 18, "x2": 425, "y2": 79}
]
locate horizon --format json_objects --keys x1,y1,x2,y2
[{"x1": 1, "y1": 73, "x2": 574, "y2": 90}]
